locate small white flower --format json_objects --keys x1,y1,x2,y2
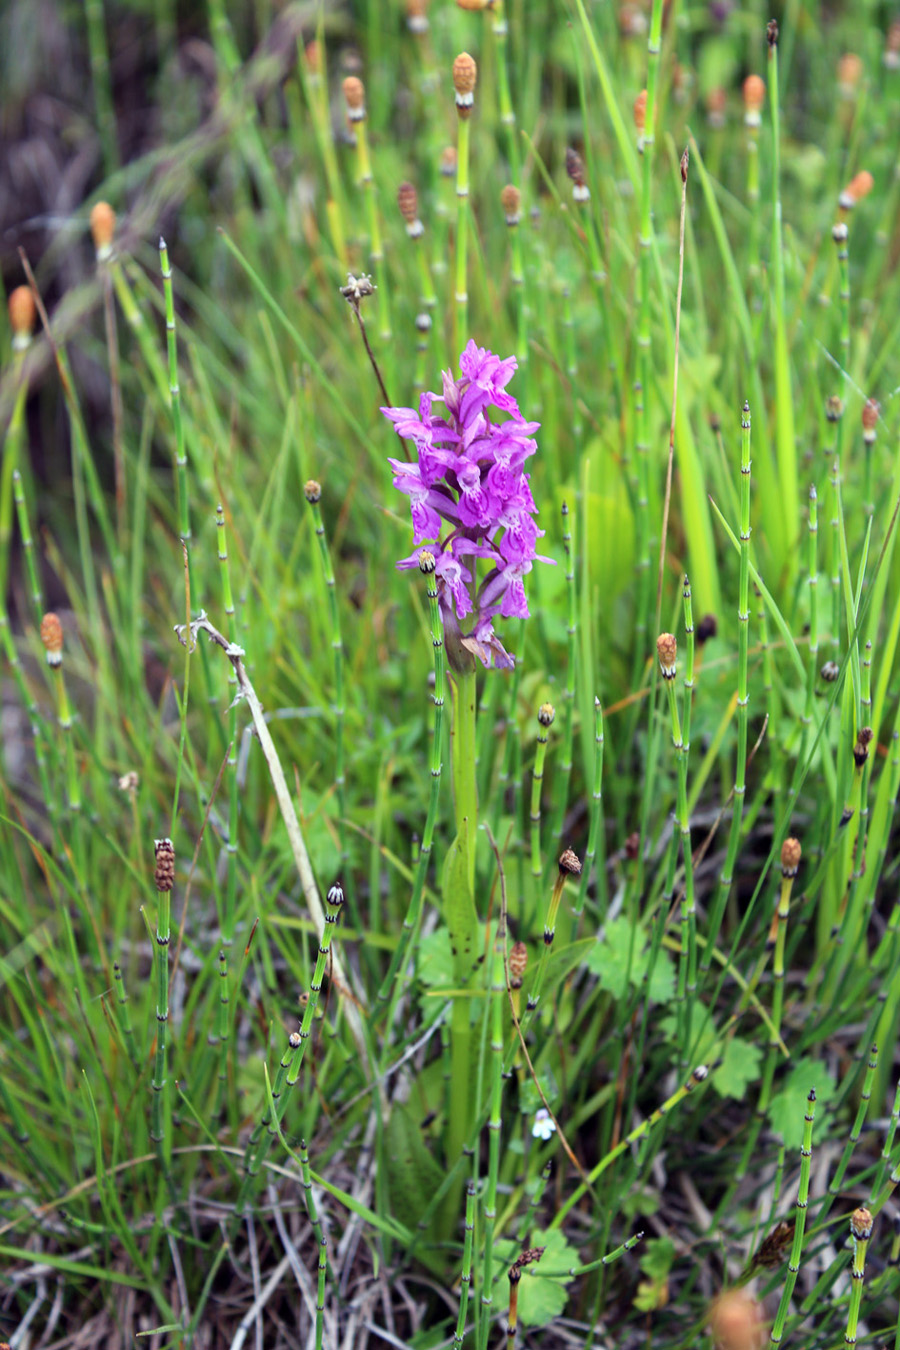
[{"x1": 532, "y1": 1108, "x2": 556, "y2": 1141}]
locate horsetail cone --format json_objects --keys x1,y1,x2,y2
[
  {"x1": 89, "y1": 201, "x2": 116, "y2": 259},
  {"x1": 558, "y1": 848, "x2": 582, "y2": 877},
  {"x1": 780, "y1": 837, "x2": 802, "y2": 878},
  {"x1": 854, "y1": 727, "x2": 874, "y2": 768},
  {"x1": 862, "y1": 398, "x2": 879, "y2": 442},
  {"x1": 743, "y1": 73, "x2": 766, "y2": 124},
  {"x1": 708, "y1": 1288, "x2": 764, "y2": 1350},
  {"x1": 418, "y1": 550, "x2": 436, "y2": 574},
  {"x1": 509, "y1": 940, "x2": 528, "y2": 988},
  {"x1": 304, "y1": 479, "x2": 322, "y2": 503},
  {"x1": 501, "y1": 184, "x2": 521, "y2": 226},
  {"x1": 397, "y1": 181, "x2": 424, "y2": 237},
  {"x1": 342, "y1": 76, "x2": 366, "y2": 121},
  {"x1": 538, "y1": 702, "x2": 555, "y2": 728},
  {"x1": 153, "y1": 838, "x2": 175, "y2": 892},
  {"x1": 452, "y1": 52, "x2": 477, "y2": 116},
  {"x1": 633, "y1": 89, "x2": 647, "y2": 134},
  {"x1": 840, "y1": 169, "x2": 874, "y2": 210},
  {"x1": 565, "y1": 147, "x2": 589, "y2": 201},
  {"x1": 406, "y1": 0, "x2": 428, "y2": 33},
  {"x1": 851, "y1": 1206, "x2": 874, "y2": 1241},
  {"x1": 8, "y1": 286, "x2": 36, "y2": 341},
  {"x1": 40, "y1": 613, "x2": 64, "y2": 666},
  {"x1": 656, "y1": 631, "x2": 678, "y2": 679}
]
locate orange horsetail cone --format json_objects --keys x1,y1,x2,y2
[
  {"x1": 40, "y1": 613, "x2": 64, "y2": 666},
  {"x1": 708, "y1": 1288, "x2": 764, "y2": 1350},
  {"x1": 452, "y1": 51, "x2": 477, "y2": 115},
  {"x1": 633, "y1": 89, "x2": 647, "y2": 135},
  {"x1": 743, "y1": 74, "x2": 765, "y2": 126},
  {"x1": 457, "y1": 0, "x2": 491, "y2": 9},
  {"x1": 840, "y1": 169, "x2": 874, "y2": 210},
  {"x1": 406, "y1": 0, "x2": 429, "y2": 32},
  {"x1": 342, "y1": 76, "x2": 366, "y2": 121},
  {"x1": 851, "y1": 1206, "x2": 874, "y2": 1241},
  {"x1": 656, "y1": 632, "x2": 677, "y2": 679},
  {"x1": 838, "y1": 52, "x2": 864, "y2": 96},
  {"x1": 500, "y1": 183, "x2": 521, "y2": 225},
  {"x1": 8, "y1": 286, "x2": 36, "y2": 345},
  {"x1": 89, "y1": 201, "x2": 116, "y2": 258},
  {"x1": 780, "y1": 837, "x2": 801, "y2": 877},
  {"x1": 862, "y1": 397, "x2": 879, "y2": 442}
]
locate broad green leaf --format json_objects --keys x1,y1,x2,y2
[
  {"x1": 385, "y1": 1104, "x2": 444, "y2": 1236},
  {"x1": 585, "y1": 920, "x2": 676, "y2": 1004},
  {"x1": 768, "y1": 1058, "x2": 836, "y2": 1148},
  {"x1": 441, "y1": 825, "x2": 478, "y2": 984},
  {"x1": 493, "y1": 1229, "x2": 578, "y2": 1328},
  {"x1": 716, "y1": 1037, "x2": 763, "y2": 1100},
  {"x1": 639, "y1": 1235, "x2": 676, "y2": 1282}
]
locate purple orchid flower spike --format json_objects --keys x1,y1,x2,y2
[{"x1": 383, "y1": 340, "x2": 553, "y2": 670}]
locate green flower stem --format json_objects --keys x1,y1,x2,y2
[
  {"x1": 845, "y1": 1209, "x2": 873, "y2": 1349},
  {"x1": 491, "y1": 0, "x2": 519, "y2": 181},
  {"x1": 304, "y1": 486, "x2": 346, "y2": 852},
  {"x1": 234, "y1": 883, "x2": 345, "y2": 1227},
  {"x1": 769, "y1": 1089, "x2": 816, "y2": 1346},
  {"x1": 377, "y1": 554, "x2": 445, "y2": 1014},
  {"x1": 354, "y1": 117, "x2": 391, "y2": 344},
  {"x1": 548, "y1": 1065, "x2": 710, "y2": 1232},
  {"x1": 160, "y1": 240, "x2": 191, "y2": 561},
  {"x1": 215, "y1": 505, "x2": 239, "y2": 947},
  {"x1": 538, "y1": 1230, "x2": 645, "y2": 1279},
  {"x1": 575, "y1": 697, "x2": 605, "y2": 917},
  {"x1": 300, "y1": 1139, "x2": 328, "y2": 1350},
  {"x1": 448, "y1": 665, "x2": 478, "y2": 1174},
  {"x1": 12, "y1": 471, "x2": 43, "y2": 622},
  {"x1": 454, "y1": 113, "x2": 471, "y2": 356},
  {"x1": 548, "y1": 503, "x2": 576, "y2": 853},
  {"x1": 661, "y1": 656, "x2": 696, "y2": 1050},
  {"x1": 113, "y1": 960, "x2": 139, "y2": 1070},
  {"x1": 817, "y1": 1044, "x2": 878, "y2": 1231},
  {"x1": 453, "y1": 669, "x2": 478, "y2": 891},
  {"x1": 0, "y1": 368, "x2": 27, "y2": 605},
  {"x1": 530, "y1": 704, "x2": 554, "y2": 884},
  {"x1": 704, "y1": 401, "x2": 752, "y2": 973},
  {"x1": 452, "y1": 1179, "x2": 477, "y2": 1349},
  {"x1": 476, "y1": 937, "x2": 505, "y2": 1350},
  {"x1": 768, "y1": 26, "x2": 798, "y2": 564}
]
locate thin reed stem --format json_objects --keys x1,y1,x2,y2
[
  {"x1": 300, "y1": 1139, "x2": 329, "y2": 1350},
  {"x1": 769, "y1": 1088, "x2": 816, "y2": 1345},
  {"x1": 530, "y1": 703, "x2": 554, "y2": 884}
]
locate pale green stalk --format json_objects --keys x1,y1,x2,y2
[
  {"x1": 745, "y1": 97, "x2": 762, "y2": 309},
  {"x1": 476, "y1": 937, "x2": 505, "y2": 1350},
  {"x1": 496, "y1": 619, "x2": 525, "y2": 841},
  {"x1": 214, "y1": 949, "x2": 229, "y2": 1118},
  {"x1": 352, "y1": 110, "x2": 391, "y2": 345},
  {"x1": 113, "y1": 960, "x2": 139, "y2": 1071},
  {"x1": 216, "y1": 504, "x2": 239, "y2": 946},
  {"x1": 530, "y1": 703, "x2": 554, "y2": 883},
  {"x1": 818, "y1": 1044, "x2": 878, "y2": 1230},
  {"x1": 845, "y1": 1208, "x2": 873, "y2": 1348},
  {"x1": 160, "y1": 239, "x2": 191, "y2": 562},
  {"x1": 768, "y1": 24, "x2": 798, "y2": 561},
  {"x1": 871, "y1": 1083, "x2": 900, "y2": 1204},
  {"x1": 150, "y1": 841, "x2": 173, "y2": 1169},
  {"x1": 523, "y1": 858, "x2": 579, "y2": 1032},
  {"x1": 0, "y1": 358, "x2": 28, "y2": 604},
  {"x1": 377, "y1": 553, "x2": 445, "y2": 1016},
  {"x1": 769, "y1": 1089, "x2": 816, "y2": 1346},
  {"x1": 505, "y1": 194, "x2": 527, "y2": 373},
  {"x1": 452, "y1": 1179, "x2": 477, "y2": 1348},
  {"x1": 743, "y1": 863, "x2": 796, "y2": 1179},
  {"x1": 84, "y1": 0, "x2": 119, "y2": 177},
  {"x1": 491, "y1": 0, "x2": 519, "y2": 181},
  {"x1": 804, "y1": 485, "x2": 819, "y2": 730},
  {"x1": 455, "y1": 112, "x2": 471, "y2": 354},
  {"x1": 300, "y1": 1139, "x2": 328, "y2": 1350},
  {"x1": 12, "y1": 470, "x2": 43, "y2": 622},
  {"x1": 448, "y1": 666, "x2": 478, "y2": 1172},
  {"x1": 538, "y1": 1231, "x2": 645, "y2": 1279},
  {"x1": 704, "y1": 401, "x2": 751, "y2": 972},
  {"x1": 304, "y1": 484, "x2": 346, "y2": 850},
  {"x1": 660, "y1": 644, "x2": 696, "y2": 1051},
  {"x1": 548, "y1": 503, "x2": 576, "y2": 853},
  {"x1": 576, "y1": 697, "x2": 605, "y2": 916}
]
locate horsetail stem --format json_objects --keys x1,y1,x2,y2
[
  {"x1": 0, "y1": 599, "x2": 53, "y2": 824},
  {"x1": 565, "y1": 148, "x2": 603, "y2": 282},
  {"x1": 530, "y1": 702, "x2": 555, "y2": 883},
  {"x1": 501, "y1": 186, "x2": 527, "y2": 371},
  {"x1": 452, "y1": 1178, "x2": 477, "y2": 1349},
  {"x1": 844, "y1": 1207, "x2": 873, "y2": 1348},
  {"x1": 861, "y1": 398, "x2": 878, "y2": 520},
  {"x1": 215, "y1": 949, "x2": 229, "y2": 1117},
  {"x1": 517, "y1": 1158, "x2": 552, "y2": 1242},
  {"x1": 822, "y1": 1044, "x2": 878, "y2": 1220},
  {"x1": 159, "y1": 239, "x2": 191, "y2": 559},
  {"x1": 300, "y1": 1139, "x2": 328, "y2": 1350},
  {"x1": 752, "y1": 839, "x2": 800, "y2": 1151},
  {"x1": 397, "y1": 182, "x2": 436, "y2": 388},
  {"x1": 40, "y1": 613, "x2": 80, "y2": 818},
  {"x1": 12, "y1": 471, "x2": 42, "y2": 622},
  {"x1": 506, "y1": 1247, "x2": 545, "y2": 1345},
  {"x1": 705, "y1": 401, "x2": 752, "y2": 973},
  {"x1": 234, "y1": 882, "x2": 345, "y2": 1226},
  {"x1": 303, "y1": 482, "x2": 346, "y2": 853},
  {"x1": 476, "y1": 929, "x2": 506, "y2": 1350},
  {"x1": 376, "y1": 551, "x2": 444, "y2": 1011},
  {"x1": 743, "y1": 75, "x2": 765, "y2": 296},
  {"x1": 526, "y1": 850, "x2": 581, "y2": 1023},
  {"x1": 804, "y1": 485, "x2": 819, "y2": 732},
  {"x1": 452, "y1": 52, "x2": 476, "y2": 353},
  {"x1": 113, "y1": 960, "x2": 139, "y2": 1070},
  {"x1": 84, "y1": 0, "x2": 118, "y2": 177},
  {"x1": 682, "y1": 576, "x2": 695, "y2": 757},
  {"x1": 490, "y1": 0, "x2": 519, "y2": 180},
  {"x1": 575, "y1": 697, "x2": 605, "y2": 917},
  {"x1": 548, "y1": 502, "x2": 576, "y2": 851},
  {"x1": 150, "y1": 838, "x2": 174, "y2": 1162},
  {"x1": 769, "y1": 1087, "x2": 816, "y2": 1346},
  {"x1": 343, "y1": 77, "x2": 391, "y2": 344},
  {"x1": 215, "y1": 504, "x2": 239, "y2": 946},
  {"x1": 768, "y1": 20, "x2": 798, "y2": 556},
  {"x1": 550, "y1": 1065, "x2": 710, "y2": 1231},
  {"x1": 871, "y1": 1081, "x2": 900, "y2": 1204},
  {"x1": 657, "y1": 632, "x2": 696, "y2": 1049},
  {"x1": 538, "y1": 1230, "x2": 645, "y2": 1279}
]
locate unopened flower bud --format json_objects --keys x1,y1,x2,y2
[
  {"x1": 118, "y1": 770, "x2": 139, "y2": 792},
  {"x1": 820, "y1": 659, "x2": 839, "y2": 682},
  {"x1": 854, "y1": 726, "x2": 874, "y2": 767},
  {"x1": 766, "y1": 19, "x2": 778, "y2": 47},
  {"x1": 743, "y1": 73, "x2": 765, "y2": 126},
  {"x1": 565, "y1": 147, "x2": 590, "y2": 201},
  {"x1": 289, "y1": 1030, "x2": 302, "y2": 1047},
  {"x1": 509, "y1": 940, "x2": 528, "y2": 987},
  {"x1": 440, "y1": 145, "x2": 458, "y2": 177},
  {"x1": 825, "y1": 395, "x2": 844, "y2": 422},
  {"x1": 558, "y1": 848, "x2": 582, "y2": 877},
  {"x1": 837, "y1": 52, "x2": 864, "y2": 97},
  {"x1": 342, "y1": 76, "x2": 366, "y2": 121},
  {"x1": 538, "y1": 702, "x2": 555, "y2": 728},
  {"x1": 8, "y1": 286, "x2": 35, "y2": 346},
  {"x1": 780, "y1": 837, "x2": 801, "y2": 877},
  {"x1": 397, "y1": 181, "x2": 424, "y2": 237},
  {"x1": 850, "y1": 1206, "x2": 873, "y2": 1241},
  {"x1": 304, "y1": 480, "x2": 322, "y2": 503},
  {"x1": 832, "y1": 220, "x2": 849, "y2": 245},
  {"x1": 840, "y1": 170, "x2": 874, "y2": 210},
  {"x1": 154, "y1": 837, "x2": 176, "y2": 892},
  {"x1": 709, "y1": 1288, "x2": 764, "y2": 1350},
  {"x1": 656, "y1": 631, "x2": 677, "y2": 678},
  {"x1": 406, "y1": 0, "x2": 429, "y2": 33},
  {"x1": 89, "y1": 201, "x2": 116, "y2": 259},
  {"x1": 453, "y1": 52, "x2": 477, "y2": 115},
  {"x1": 327, "y1": 881, "x2": 345, "y2": 908},
  {"x1": 500, "y1": 184, "x2": 521, "y2": 225},
  {"x1": 885, "y1": 20, "x2": 900, "y2": 69},
  {"x1": 418, "y1": 549, "x2": 436, "y2": 574},
  {"x1": 633, "y1": 89, "x2": 647, "y2": 135},
  {"x1": 862, "y1": 397, "x2": 879, "y2": 442},
  {"x1": 40, "y1": 612, "x2": 63, "y2": 666},
  {"x1": 706, "y1": 86, "x2": 727, "y2": 127}
]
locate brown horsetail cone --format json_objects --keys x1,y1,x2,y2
[
  {"x1": 656, "y1": 631, "x2": 677, "y2": 679},
  {"x1": 440, "y1": 145, "x2": 458, "y2": 177},
  {"x1": 304, "y1": 479, "x2": 322, "y2": 503},
  {"x1": 766, "y1": 19, "x2": 778, "y2": 46},
  {"x1": 743, "y1": 73, "x2": 766, "y2": 112},
  {"x1": 89, "y1": 200, "x2": 116, "y2": 256},
  {"x1": 8, "y1": 286, "x2": 35, "y2": 340},
  {"x1": 840, "y1": 169, "x2": 874, "y2": 210},
  {"x1": 696, "y1": 613, "x2": 718, "y2": 645},
  {"x1": 837, "y1": 52, "x2": 864, "y2": 94},
  {"x1": 304, "y1": 40, "x2": 321, "y2": 73},
  {"x1": 886, "y1": 21, "x2": 900, "y2": 69},
  {"x1": 565, "y1": 147, "x2": 590, "y2": 201},
  {"x1": 854, "y1": 727, "x2": 874, "y2": 767},
  {"x1": 501, "y1": 184, "x2": 521, "y2": 226},
  {"x1": 509, "y1": 940, "x2": 528, "y2": 987},
  {"x1": 342, "y1": 76, "x2": 366, "y2": 120},
  {"x1": 558, "y1": 848, "x2": 582, "y2": 877},
  {"x1": 40, "y1": 612, "x2": 64, "y2": 666},
  {"x1": 397, "y1": 181, "x2": 424, "y2": 237},
  {"x1": 153, "y1": 838, "x2": 176, "y2": 892},
  {"x1": 457, "y1": 0, "x2": 491, "y2": 9},
  {"x1": 537, "y1": 702, "x2": 555, "y2": 728},
  {"x1": 452, "y1": 52, "x2": 477, "y2": 114},
  {"x1": 406, "y1": 0, "x2": 429, "y2": 32},
  {"x1": 862, "y1": 397, "x2": 880, "y2": 441},
  {"x1": 825, "y1": 394, "x2": 844, "y2": 422},
  {"x1": 708, "y1": 1288, "x2": 763, "y2": 1350},
  {"x1": 780, "y1": 837, "x2": 802, "y2": 877},
  {"x1": 633, "y1": 89, "x2": 647, "y2": 134},
  {"x1": 850, "y1": 1206, "x2": 874, "y2": 1241}
]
